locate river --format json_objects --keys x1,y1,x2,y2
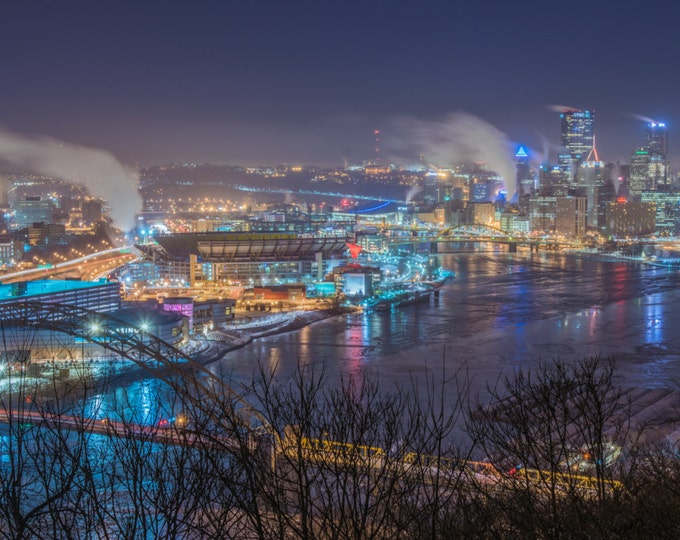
[
  {"x1": 94, "y1": 248, "x2": 680, "y2": 431},
  {"x1": 207, "y1": 249, "x2": 680, "y2": 400}
]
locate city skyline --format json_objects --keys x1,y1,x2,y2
[{"x1": 1, "y1": 1, "x2": 680, "y2": 168}]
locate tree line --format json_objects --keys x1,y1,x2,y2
[{"x1": 0, "y1": 355, "x2": 678, "y2": 539}]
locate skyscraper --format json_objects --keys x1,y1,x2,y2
[
  {"x1": 515, "y1": 145, "x2": 534, "y2": 197},
  {"x1": 559, "y1": 110, "x2": 594, "y2": 177},
  {"x1": 629, "y1": 121, "x2": 671, "y2": 196},
  {"x1": 646, "y1": 121, "x2": 668, "y2": 158}
]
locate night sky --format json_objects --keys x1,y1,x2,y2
[{"x1": 2, "y1": 0, "x2": 679, "y2": 168}]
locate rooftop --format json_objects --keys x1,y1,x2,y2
[{"x1": 0, "y1": 279, "x2": 116, "y2": 302}]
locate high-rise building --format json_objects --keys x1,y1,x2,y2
[
  {"x1": 604, "y1": 201, "x2": 656, "y2": 237},
  {"x1": 629, "y1": 148, "x2": 651, "y2": 195},
  {"x1": 646, "y1": 121, "x2": 668, "y2": 158},
  {"x1": 641, "y1": 191, "x2": 680, "y2": 235},
  {"x1": 555, "y1": 196, "x2": 587, "y2": 238},
  {"x1": 596, "y1": 177, "x2": 618, "y2": 235},
  {"x1": 515, "y1": 146, "x2": 534, "y2": 197},
  {"x1": 529, "y1": 196, "x2": 557, "y2": 233},
  {"x1": 629, "y1": 121, "x2": 671, "y2": 196},
  {"x1": 573, "y1": 141, "x2": 605, "y2": 228},
  {"x1": 538, "y1": 164, "x2": 570, "y2": 197},
  {"x1": 560, "y1": 109, "x2": 594, "y2": 176}
]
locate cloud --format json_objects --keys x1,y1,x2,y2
[{"x1": 0, "y1": 129, "x2": 141, "y2": 230}]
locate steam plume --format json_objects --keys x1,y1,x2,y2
[
  {"x1": 545, "y1": 104, "x2": 581, "y2": 113},
  {"x1": 630, "y1": 113, "x2": 656, "y2": 124},
  {"x1": 0, "y1": 129, "x2": 141, "y2": 230},
  {"x1": 405, "y1": 185, "x2": 422, "y2": 203},
  {"x1": 392, "y1": 112, "x2": 517, "y2": 196}
]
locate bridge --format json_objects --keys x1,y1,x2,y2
[
  {"x1": 277, "y1": 433, "x2": 622, "y2": 495},
  {"x1": 0, "y1": 408, "x2": 243, "y2": 453},
  {"x1": 377, "y1": 225, "x2": 586, "y2": 253},
  {"x1": 0, "y1": 406, "x2": 622, "y2": 496},
  {"x1": 0, "y1": 301, "x2": 265, "y2": 432}
]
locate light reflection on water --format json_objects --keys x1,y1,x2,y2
[
  {"x1": 76, "y1": 252, "x2": 680, "y2": 418},
  {"x1": 85, "y1": 378, "x2": 173, "y2": 426},
  {"x1": 214, "y1": 252, "x2": 680, "y2": 393}
]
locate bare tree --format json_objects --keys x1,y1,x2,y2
[{"x1": 467, "y1": 356, "x2": 632, "y2": 538}]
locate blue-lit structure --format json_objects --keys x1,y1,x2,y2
[
  {"x1": 0, "y1": 280, "x2": 186, "y2": 362},
  {"x1": 0, "y1": 279, "x2": 121, "y2": 313},
  {"x1": 515, "y1": 145, "x2": 533, "y2": 197}
]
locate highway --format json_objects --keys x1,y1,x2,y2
[{"x1": 0, "y1": 247, "x2": 140, "y2": 284}]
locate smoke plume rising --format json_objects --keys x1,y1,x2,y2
[
  {"x1": 392, "y1": 112, "x2": 517, "y2": 196},
  {"x1": 0, "y1": 129, "x2": 141, "y2": 230}
]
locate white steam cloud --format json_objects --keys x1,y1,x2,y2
[
  {"x1": 630, "y1": 113, "x2": 656, "y2": 124},
  {"x1": 392, "y1": 112, "x2": 517, "y2": 196},
  {"x1": 545, "y1": 104, "x2": 581, "y2": 113},
  {"x1": 405, "y1": 185, "x2": 422, "y2": 203},
  {"x1": 0, "y1": 129, "x2": 141, "y2": 230}
]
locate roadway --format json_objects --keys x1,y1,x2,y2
[{"x1": 0, "y1": 247, "x2": 140, "y2": 284}]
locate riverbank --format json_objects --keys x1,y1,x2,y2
[{"x1": 195, "y1": 306, "x2": 361, "y2": 365}]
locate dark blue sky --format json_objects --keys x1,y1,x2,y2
[{"x1": 1, "y1": 0, "x2": 679, "y2": 168}]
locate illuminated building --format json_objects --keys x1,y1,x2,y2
[
  {"x1": 515, "y1": 146, "x2": 534, "y2": 197},
  {"x1": 629, "y1": 148, "x2": 671, "y2": 196},
  {"x1": 641, "y1": 191, "x2": 680, "y2": 235},
  {"x1": 629, "y1": 122, "x2": 671, "y2": 196},
  {"x1": 332, "y1": 264, "x2": 381, "y2": 297},
  {"x1": 249, "y1": 284, "x2": 306, "y2": 303},
  {"x1": 0, "y1": 235, "x2": 13, "y2": 264},
  {"x1": 136, "y1": 232, "x2": 352, "y2": 286},
  {"x1": 162, "y1": 297, "x2": 194, "y2": 327},
  {"x1": 12, "y1": 196, "x2": 53, "y2": 229},
  {"x1": 596, "y1": 179, "x2": 618, "y2": 234},
  {"x1": 0, "y1": 280, "x2": 187, "y2": 360},
  {"x1": 471, "y1": 182, "x2": 491, "y2": 202},
  {"x1": 529, "y1": 196, "x2": 557, "y2": 233},
  {"x1": 500, "y1": 211, "x2": 530, "y2": 234},
  {"x1": 559, "y1": 110, "x2": 594, "y2": 178},
  {"x1": 604, "y1": 201, "x2": 656, "y2": 237},
  {"x1": 364, "y1": 164, "x2": 391, "y2": 175},
  {"x1": 555, "y1": 197, "x2": 587, "y2": 238},
  {"x1": 575, "y1": 153, "x2": 605, "y2": 228},
  {"x1": 629, "y1": 148, "x2": 651, "y2": 195},
  {"x1": 0, "y1": 279, "x2": 121, "y2": 313},
  {"x1": 538, "y1": 164, "x2": 570, "y2": 197},
  {"x1": 465, "y1": 202, "x2": 496, "y2": 227},
  {"x1": 161, "y1": 297, "x2": 235, "y2": 333},
  {"x1": 646, "y1": 122, "x2": 668, "y2": 158}
]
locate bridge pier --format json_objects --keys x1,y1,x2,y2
[{"x1": 508, "y1": 242, "x2": 517, "y2": 253}]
